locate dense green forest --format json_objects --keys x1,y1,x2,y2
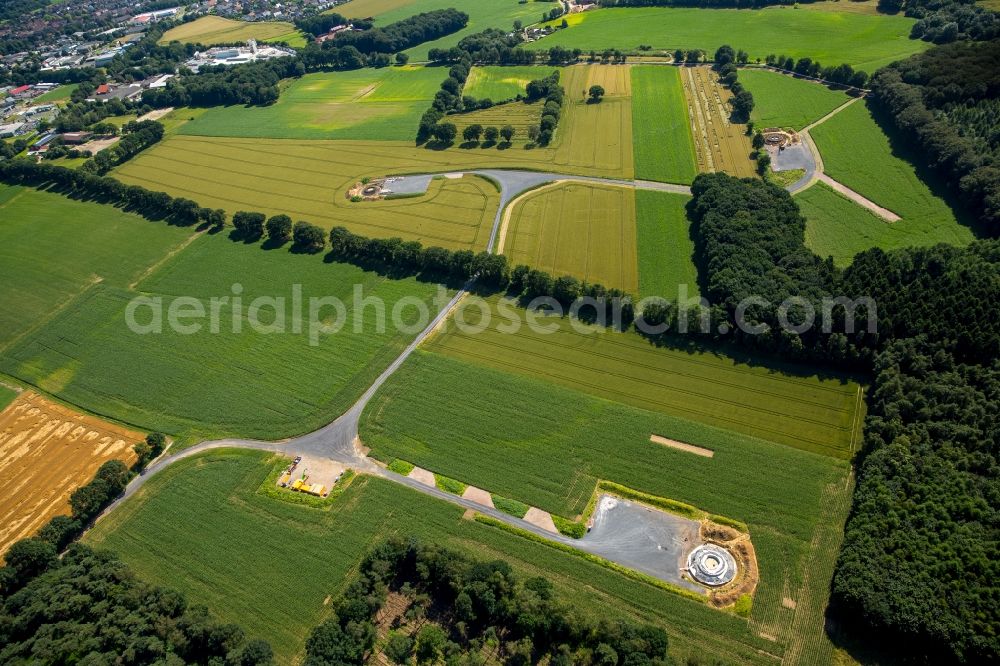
[
  {"x1": 0, "y1": 543, "x2": 273, "y2": 664},
  {"x1": 686, "y1": 173, "x2": 1000, "y2": 661},
  {"x1": 305, "y1": 538, "x2": 671, "y2": 665},
  {"x1": 869, "y1": 39, "x2": 1000, "y2": 234}
]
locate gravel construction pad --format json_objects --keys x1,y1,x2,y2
[
  {"x1": 384, "y1": 174, "x2": 433, "y2": 196},
  {"x1": 770, "y1": 142, "x2": 813, "y2": 172},
  {"x1": 580, "y1": 495, "x2": 705, "y2": 593}
]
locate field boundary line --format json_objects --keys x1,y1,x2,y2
[
  {"x1": 129, "y1": 229, "x2": 204, "y2": 290},
  {"x1": 801, "y1": 95, "x2": 863, "y2": 134},
  {"x1": 0, "y1": 276, "x2": 102, "y2": 355},
  {"x1": 815, "y1": 174, "x2": 900, "y2": 222},
  {"x1": 494, "y1": 180, "x2": 566, "y2": 255}
]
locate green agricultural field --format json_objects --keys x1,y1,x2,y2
[
  {"x1": 0, "y1": 232, "x2": 447, "y2": 442},
  {"x1": 809, "y1": 101, "x2": 976, "y2": 253},
  {"x1": 464, "y1": 66, "x2": 557, "y2": 101},
  {"x1": 159, "y1": 15, "x2": 306, "y2": 47},
  {"x1": 0, "y1": 185, "x2": 194, "y2": 350},
  {"x1": 532, "y1": 6, "x2": 927, "y2": 71},
  {"x1": 503, "y1": 183, "x2": 638, "y2": 293},
  {"x1": 797, "y1": 182, "x2": 910, "y2": 266},
  {"x1": 114, "y1": 136, "x2": 501, "y2": 249},
  {"x1": 740, "y1": 68, "x2": 850, "y2": 130},
  {"x1": 179, "y1": 67, "x2": 444, "y2": 141},
  {"x1": 631, "y1": 66, "x2": 697, "y2": 184},
  {"x1": 635, "y1": 190, "x2": 698, "y2": 300},
  {"x1": 416, "y1": 295, "x2": 861, "y2": 458},
  {"x1": 360, "y1": 351, "x2": 854, "y2": 658},
  {"x1": 334, "y1": 0, "x2": 543, "y2": 61},
  {"x1": 0, "y1": 385, "x2": 17, "y2": 411},
  {"x1": 85, "y1": 449, "x2": 827, "y2": 664}
]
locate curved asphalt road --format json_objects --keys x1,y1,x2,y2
[{"x1": 97, "y1": 168, "x2": 709, "y2": 590}]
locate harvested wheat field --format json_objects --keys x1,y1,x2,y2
[
  {"x1": 0, "y1": 392, "x2": 141, "y2": 556},
  {"x1": 681, "y1": 66, "x2": 755, "y2": 178}
]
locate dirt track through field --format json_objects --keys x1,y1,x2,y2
[{"x1": 0, "y1": 392, "x2": 141, "y2": 556}]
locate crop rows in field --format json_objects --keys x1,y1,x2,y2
[
  {"x1": 681, "y1": 66, "x2": 756, "y2": 178},
  {"x1": 114, "y1": 136, "x2": 499, "y2": 250},
  {"x1": 503, "y1": 182, "x2": 639, "y2": 294},
  {"x1": 360, "y1": 350, "x2": 852, "y2": 655},
  {"x1": 425, "y1": 296, "x2": 860, "y2": 458},
  {"x1": 634, "y1": 190, "x2": 699, "y2": 300},
  {"x1": 631, "y1": 66, "x2": 698, "y2": 185},
  {"x1": 0, "y1": 233, "x2": 446, "y2": 442},
  {"x1": 0, "y1": 185, "x2": 194, "y2": 350},
  {"x1": 448, "y1": 102, "x2": 543, "y2": 145},
  {"x1": 87, "y1": 450, "x2": 800, "y2": 664},
  {"x1": 544, "y1": 65, "x2": 635, "y2": 178},
  {"x1": 808, "y1": 101, "x2": 974, "y2": 256}
]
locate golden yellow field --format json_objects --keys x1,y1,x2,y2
[
  {"x1": 159, "y1": 15, "x2": 305, "y2": 47},
  {"x1": 0, "y1": 392, "x2": 141, "y2": 556},
  {"x1": 681, "y1": 66, "x2": 755, "y2": 178},
  {"x1": 501, "y1": 182, "x2": 639, "y2": 293}
]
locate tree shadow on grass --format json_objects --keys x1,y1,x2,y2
[{"x1": 867, "y1": 99, "x2": 988, "y2": 239}]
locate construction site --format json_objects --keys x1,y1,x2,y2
[{"x1": 277, "y1": 455, "x2": 346, "y2": 498}]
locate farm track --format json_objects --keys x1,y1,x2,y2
[
  {"x1": 91, "y1": 163, "x2": 838, "y2": 586},
  {"x1": 92, "y1": 167, "x2": 696, "y2": 587}
]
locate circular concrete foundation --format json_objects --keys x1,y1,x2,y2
[{"x1": 686, "y1": 544, "x2": 737, "y2": 586}]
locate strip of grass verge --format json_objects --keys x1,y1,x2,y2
[
  {"x1": 492, "y1": 495, "x2": 530, "y2": 519},
  {"x1": 597, "y1": 480, "x2": 702, "y2": 522},
  {"x1": 435, "y1": 473, "x2": 467, "y2": 495},
  {"x1": 256, "y1": 458, "x2": 356, "y2": 509},
  {"x1": 387, "y1": 459, "x2": 415, "y2": 476},
  {"x1": 553, "y1": 514, "x2": 587, "y2": 538},
  {"x1": 473, "y1": 514, "x2": 706, "y2": 604}
]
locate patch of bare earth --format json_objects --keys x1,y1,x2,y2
[
  {"x1": 650, "y1": 434, "x2": 714, "y2": 458},
  {"x1": 0, "y1": 392, "x2": 141, "y2": 556},
  {"x1": 407, "y1": 466, "x2": 436, "y2": 487},
  {"x1": 523, "y1": 507, "x2": 558, "y2": 534},
  {"x1": 461, "y1": 485, "x2": 494, "y2": 508}
]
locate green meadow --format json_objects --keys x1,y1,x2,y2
[
  {"x1": 179, "y1": 67, "x2": 444, "y2": 141},
  {"x1": 740, "y1": 68, "x2": 850, "y2": 130},
  {"x1": 0, "y1": 232, "x2": 446, "y2": 442},
  {"x1": 797, "y1": 182, "x2": 904, "y2": 266},
  {"x1": 635, "y1": 190, "x2": 699, "y2": 300},
  {"x1": 532, "y1": 6, "x2": 927, "y2": 71},
  {"x1": 464, "y1": 65, "x2": 558, "y2": 101},
  {"x1": 631, "y1": 66, "x2": 698, "y2": 184},
  {"x1": 335, "y1": 0, "x2": 543, "y2": 61},
  {"x1": 810, "y1": 101, "x2": 975, "y2": 253},
  {"x1": 86, "y1": 449, "x2": 815, "y2": 664},
  {"x1": 0, "y1": 185, "x2": 194, "y2": 350}
]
